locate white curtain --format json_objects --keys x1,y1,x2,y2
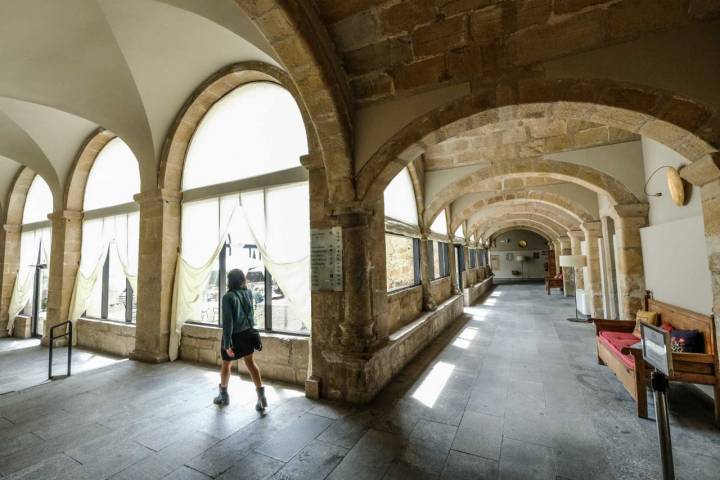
[
  {"x1": 67, "y1": 213, "x2": 139, "y2": 336},
  {"x1": 240, "y1": 184, "x2": 310, "y2": 328},
  {"x1": 169, "y1": 184, "x2": 311, "y2": 361},
  {"x1": 7, "y1": 228, "x2": 51, "y2": 335},
  {"x1": 169, "y1": 199, "x2": 236, "y2": 361}
]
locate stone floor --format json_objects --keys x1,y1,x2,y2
[{"x1": 0, "y1": 283, "x2": 718, "y2": 479}]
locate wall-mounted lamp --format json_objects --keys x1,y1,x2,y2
[{"x1": 644, "y1": 165, "x2": 687, "y2": 207}]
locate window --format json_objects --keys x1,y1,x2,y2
[
  {"x1": 430, "y1": 210, "x2": 448, "y2": 236},
  {"x1": 384, "y1": 168, "x2": 418, "y2": 226},
  {"x1": 177, "y1": 82, "x2": 311, "y2": 338},
  {"x1": 470, "y1": 249, "x2": 477, "y2": 269},
  {"x1": 182, "y1": 185, "x2": 310, "y2": 334},
  {"x1": 72, "y1": 137, "x2": 141, "y2": 324},
  {"x1": 183, "y1": 82, "x2": 308, "y2": 191},
  {"x1": 385, "y1": 234, "x2": 420, "y2": 291},
  {"x1": 455, "y1": 224, "x2": 464, "y2": 239},
  {"x1": 429, "y1": 241, "x2": 450, "y2": 279}
]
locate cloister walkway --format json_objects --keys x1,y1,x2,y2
[{"x1": 0, "y1": 284, "x2": 718, "y2": 479}]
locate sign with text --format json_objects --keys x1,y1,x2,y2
[
  {"x1": 641, "y1": 322, "x2": 673, "y2": 376},
  {"x1": 311, "y1": 227, "x2": 343, "y2": 291}
]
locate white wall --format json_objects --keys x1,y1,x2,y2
[
  {"x1": 640, "y1": 137, "x2": 713, "y2": 400},
  {"x1": 490, "y1": 230, "x2": 547, "y2": 280}
]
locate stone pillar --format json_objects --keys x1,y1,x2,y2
[
  {"x1": 307, "y1": 158, "x2": 389, "y2": 402},
  {"x1": 609, "y1": 205, "x2": 649, "y2": 320},
  {"x1": 581, "y1": 221, "x2": 604, "y2": 318},
  {"x1": 43, "y1": 210, "x2": 83, "y2": 344},
  {"x1": 599, "y1": 216, "x2": 618, "y2": 319},
  {"x1": 0, "y1": 224, "x2": 21, "y2": 336},
  {"x1": 419, "y1": 236, "x2": 436, "y2": 311},
  {"x1": 559, "y1": 235, "x2": 573, "y2": 295},
  {"x1": 568, "y1": 230, "x2": 585, "y2": 291},
  {"x1": 448, "y1": 239, "x2": 460, "y2": 295},
  {"x1": 131, "y1": 189, "x2": 181, "y2": 363}
]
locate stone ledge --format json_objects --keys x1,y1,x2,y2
[
  {"x1": 386, "y1": 285, "x2": 423, "y2": 333},
  {"x1": 179, "y1": 324, "x2": 309, "y2": 385},
  {"x1": 463, "y1": 276, "x2": 495, "y2": 306},
  {"x1": 76, "y1": 318, "x2": 136, "y2": 357}
]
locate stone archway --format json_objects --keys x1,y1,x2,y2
[
  {"x1": 451, "y1": 189, "x2": 595, "y2": 233},
  {"x1": 426, "y1": 158, "x2": 637, "y2": 228},
  {"x1": 357, "y1": 78, "x2": 717, "y2": 204}
]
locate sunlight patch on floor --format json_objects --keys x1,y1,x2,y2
[{"x1": 412, "y1": 361, "x2": 455, "y2": 408}]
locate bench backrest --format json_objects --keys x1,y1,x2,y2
[{"x1": 647, "y1": 297, "x2": 716, "y2": 355}]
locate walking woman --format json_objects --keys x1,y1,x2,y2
[{"x1": 213, "y1": 268, "x2": 268, "y2": 411}]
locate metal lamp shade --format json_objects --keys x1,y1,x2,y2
[{"x1": 559, "y1": 255, "x2": 587, "y2": 268}]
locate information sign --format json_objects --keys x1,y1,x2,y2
[{"x1": 311, "y1": 227, "x2": 343, "y2": 291}]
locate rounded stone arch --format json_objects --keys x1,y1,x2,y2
[
  {"x1": 234, "y1": 3, "x2": 353, "y2": 190},
  {"x1": 160, "y1": 62, "x2": 324, "y2": 197},
  {"x1": 469, "y1": 206, "x2": 579, "y2": 237},
  {"x1": 471, "y1": 212, "x2": 569, "y2": 240},
  {"x1": 427, "y1": 158, "x2": 634, "y2": 228},
  {"x1": 5, "y1": 167, "x2": 42, "y2": 225},
  {"x1": 358, "y1": 78, "x2": 718, "y2": 205},
  {"x1": 487, "y1": 224, "x2": 556, "y2": 245},
  {"x1": 451, "y1": 189, "x2": 595, "y2": 233},
  {"x1": 405, "y1": 163, "x2": 424, "y2": 228},
  {"x1": 64, "y1": 129, "x2": 117, "y2": 212},
  {"x1": 458, "y1": 195, "x2": 588, "y2": 233}
]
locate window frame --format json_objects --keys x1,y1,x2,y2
[
  {"x1": 85, "y1": 248, "x2": 136, "y2": 324},
  {"x1": 385, "y1": 232, "x2": 422, "y2": 293}
]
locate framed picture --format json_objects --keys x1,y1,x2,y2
[
  {"x1": 490, "y1": 255, "x2": 500, "y2": 270},
  {"x1": 533, "y1": 251, "x2": 540, "y2": 259},
  {"x1": 505, "y1": 253, "x2": 514, "y2": 261}
]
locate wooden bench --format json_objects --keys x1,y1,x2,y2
[
  {"x1": 594, "y1": 292, "x2": 719, "y2": 422},
  {"x1": 545, "y1": 276, "x2": 563, "y2": 295}
]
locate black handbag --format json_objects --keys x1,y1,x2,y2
[{"x1": 233, "y1": 290, "x2": 262, "y2": 351}]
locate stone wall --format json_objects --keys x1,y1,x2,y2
[
  {"x1": 464, "y1": 276, "x2": 494, "y2": 307},
  {"x1": 385, "y1": 234, "x2": 416, "y2": 290},
  {"x1": 76, "y1": 318, "x2": 136, "y2": 357},
  {"x1": 430, "y1": 275, "x2": 452, "y2": 304},
  {"x1": 179, "y1": 324, "x2": 309, "y2": 386},
  {"x1": 386, "y1": 285, "x2": 423, "y2": 333},
  {"x1": 354, "y1": 293, "x2": 464, "y2": 402}
]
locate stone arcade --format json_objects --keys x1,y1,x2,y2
[{"x1": 0, "y1": 1, "x2": 719, "y2": 479}]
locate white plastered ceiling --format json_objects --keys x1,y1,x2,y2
[{"x1": 0, "y1": 0, "x2": 279, "y2": 212}]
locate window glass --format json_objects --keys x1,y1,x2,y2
[
  {"x1": 183, "y1": 83, "x2": 308, "y2": 190},
  {"x1": 386, "y1": 234, "x2": 416, "y2": 291},
  {"x1": 107, "y1": 248, "x2": 128, "y2": 322},
  {"x1": 384, "y1": 168, "x2": 418, "y2": 226},
  {"x1": 432, "y1": 242, "x2": 441, "y2": 280},
  {"x1": 456, "y1": 224, "x2": 464, "y2": 239},
  {"x1": 84, "y1": 138, "x2": 140, "y2": 211},
  {"x1": 430, "y1": 210, "x2": 448, "y2": 236},
  {"x1": 23, "y1": 175, "x2": 53, "y2": 224}
]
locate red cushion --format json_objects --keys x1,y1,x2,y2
[{"x1": 598, "y1": 331, "x2": 638, "y2": 369}]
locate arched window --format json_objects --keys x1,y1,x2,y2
[
  {"x1": 455, "y1": 224, "x2": 464, "y2": 239},
  {"x1": 430, "y1": 210, "x2": 448, "y2": 236},
  {"x1": 384, "y1": 168, "x2": 418, "y2": 226},
  {"x1": 428, "y1": 210, "x2": 450, "y2": 281},
  {"x1": 68, "y1": 137, "x2": 141, "y2": 324},
  {"x1": 183, "y1": 82, "x2": 308, "y2": 191},
  {"x1": 174, "y1": 82, "x2": 310, "y2": 344},
  {"x1": 8, "y1": 174, "x2": 52, "y2": 337}
]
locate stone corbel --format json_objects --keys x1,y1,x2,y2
[
  {"x1": 300, "y1": 152, "x2": 324, "y2": 171},
  {"x1": 48, "y1": 210, "x2": 83, "y2": 223},
  {"x1": 679, "y1": 153, "x2": 720, "y2": 187},
  {"x1": 3, "y1": 224, "x2": 21, "y2": 234},
  {"x1": 133, "y1": 188, "x2": 182, "y2": 206}
]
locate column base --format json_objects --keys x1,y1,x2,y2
[{"x1": 130, "y1": 349, "x2": 169, "y2": 363}]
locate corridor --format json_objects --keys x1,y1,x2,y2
[{"x1": 1, "y1": 284, "x2": 718, "y2": 480}]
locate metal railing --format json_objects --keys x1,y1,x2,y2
[{"x1": 49, "y1": 321, "x2": 72, "y2": 380}]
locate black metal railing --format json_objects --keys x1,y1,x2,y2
[{"x1": 49, "y1": 321, "x2": 72, "y2": 380}]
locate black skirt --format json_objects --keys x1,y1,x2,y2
[{"x1": 221, "y1": 329, "x2": 262, "y2": 361}]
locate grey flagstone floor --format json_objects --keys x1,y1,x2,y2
[{"x1": 0, "y1": 283, "x2": 718, "y2": 479}]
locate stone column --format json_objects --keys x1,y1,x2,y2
[
  {"x1": 131, "y1": 188, "x2": 181, "y2": 363},
  {"x1": 599, "y1": 216, "x2": 618, "y2": 319},
  {"x1": 448, "y1": 238, "x2": 460, "y2": 295},
  {"x1": 558, "y1": 235, "x2": 573, "y2": 295},
  {"x1": 568, "y1": 230, "x2": 585, "y2": 291},
  {"x1": 0, "y1": 224, "x2": 21, "y2": 336},
  {"x1": 419, "y1": 236, "x2": 436, "y2": 311},
  {"x1": 581, "y1": 221, "x2": 604, "y2": 318},
  {"x1": 610, "y1": 205, "x2": 649, "y2": 320},
  {"x1": 44, "y1": 210, "x2": 83, "y2": 344},
  {"x1": 307, "y1": 159, "x2": 388, "y2": 402}
]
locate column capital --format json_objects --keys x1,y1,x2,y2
[
  {"x1": 3, "y1": 223, "x2": 21, "y2": 233},
  {"x1": 680, "y1": 153, "x2": 720, "y2": 187},
  {"x1": 48, "y1": 209, "x2": 83, "y2": 222},
  {"x1": 567, "y1": 229, "x2": 584, "y2": 240},
  {"x1": 134, "y1": 188, "x2": 182, "y2": 206},
  {"x1": 581, "y1": 221, "x2": 603, "y2": 236},
  {"x1": 611, "y1": 203, "x2": 649, "y2": 220},
  {"x1": 300, "y1": 152, "x2": 324, "y2": 171}
]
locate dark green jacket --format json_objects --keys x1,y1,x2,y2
[{"x1": 221, "y1": 288, "x2": 255, "y2": 349}]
